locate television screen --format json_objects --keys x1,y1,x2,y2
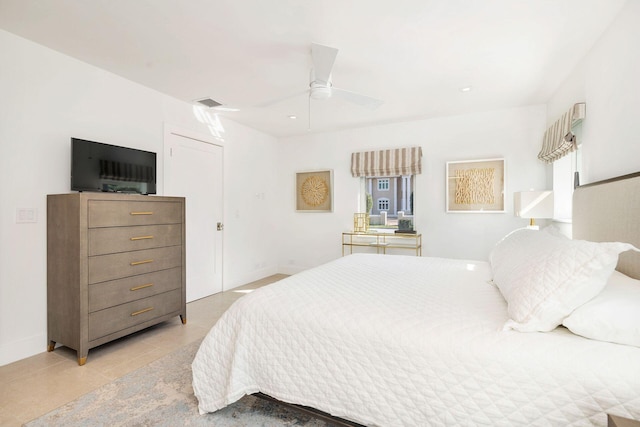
[{"x1": 71, "y1": 138, "x2": 156, "y2": 194}]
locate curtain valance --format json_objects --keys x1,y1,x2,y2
[
  {"x1": 538, "y1": 103, "x2": 586, "y2": 163},
  {"x1": 351, "y1": 147, "x2": 422, "y2": 177}
]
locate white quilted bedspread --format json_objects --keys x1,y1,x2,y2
[{"x1": 192, "y1": 254, "x2": 640, "y2": 426}]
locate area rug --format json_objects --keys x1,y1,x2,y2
[{"x1": 24, "y1": 339, "x2": 332, "y2": 427}]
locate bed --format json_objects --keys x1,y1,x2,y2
[{"x1": 192, "y1": 172, "x2": 640, "y2": 426}]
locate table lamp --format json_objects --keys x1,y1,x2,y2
[{"x1": 514, "y1": 190, "x2": 554, "y2": 229}]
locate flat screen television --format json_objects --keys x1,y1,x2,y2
[{"x1": 71, "y1": 138, "x2": 156, "y2": 194}]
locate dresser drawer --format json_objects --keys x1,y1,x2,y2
[
  {"x1": 88, "y1": 200, "x2": 182, "y2": 228},
  {"x1": 88, "y1": 224, "x2": 182, "y2": 256},
  {"x1": 88, "y1": 289, "x2": 182, "y2": 341},
  {"x1": 88, "y1": 246, "x2": 182, "y2": 284},
  {"x1": 88, "y1": 267, "x2": 182, "y2": 312}
]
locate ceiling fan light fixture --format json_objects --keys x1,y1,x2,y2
[{"x1": 309, "y1": 82, "x2": 332, "y2": 100}]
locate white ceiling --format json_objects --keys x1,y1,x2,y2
[{"x1": 0, "y1": 0, "x2": 627, "y2": 137}]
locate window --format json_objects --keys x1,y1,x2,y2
[
  {"x1": 351, "y1": 147, "x2": 421, "y2": 230},
  {"x1": 377, "y1": 178, "x2": 389, "y2": 191},
  {"x1": 553, "y1": 121, "x2": 582, "y2": 221},
  {"x1": 361, "y1": 176, "x2": 415, "y2": 230}
]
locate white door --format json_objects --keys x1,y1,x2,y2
[{"x1": 164, "y1": 128, "x2": 223, "y2": 302}]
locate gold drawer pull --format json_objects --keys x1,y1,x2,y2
[
  {"x1": 130, "y1": 235, "x2": 154, "y2": 241},
  {"x1": 130, "y1": 283, "x2": 154, "y2": 291},
  {"x1": 131, "y1": 307, "x2": 154, "y2": 316},
  {"x1": 130, "y1": 211, "x2": 153, "y2": 216},
  {"x1": 130, "y1": 259, "x2": 153, "y2": 266}
]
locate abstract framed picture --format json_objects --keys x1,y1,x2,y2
[
  {"x1": 295, "y1": 170, "x2": 333, "y2": 212},
  {"x1": 446, "y1": 158, "x2": 505, "y2": 213}
]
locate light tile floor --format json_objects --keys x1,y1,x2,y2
[{"x1": 0, "y1": 274, "x2": 287, "y2": 426}]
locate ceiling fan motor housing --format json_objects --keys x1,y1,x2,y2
[
  {"x1": 310, "y1": 81, "x2": 332, "y2": 100},
  {"x1": 309, "y1": 67, "x2": 332, "y2": 100}
]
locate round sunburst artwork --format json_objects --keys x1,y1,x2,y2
[{"x1": 301, "y1": 175, "x2": 329, "y2": 207}]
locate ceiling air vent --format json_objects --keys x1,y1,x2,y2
[{"x1": 194, "y1": 98, "x2": 222, "y2": 108}]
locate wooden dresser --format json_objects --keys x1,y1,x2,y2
[{"x1": 47, "y1": 192, "x2": 186, "y2": 365}]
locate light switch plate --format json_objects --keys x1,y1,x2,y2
[{"x1": 16, "y1": 208, "x2": 37, "y2": 223}]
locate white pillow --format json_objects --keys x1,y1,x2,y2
[
  {"x1": 563, "y1": 270, "x2": 640, "y2": 347},
  {"x1": 490, "y1": 228, "x2": 635, "y2": 332}
]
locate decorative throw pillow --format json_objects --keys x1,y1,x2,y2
[
  {"x1": 489, "y1": 228, "x2": 635, "y2": 332},
  {"x1": 563, "y1": 270, "x2": 640, "y2": 347}
]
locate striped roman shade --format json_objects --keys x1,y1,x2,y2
[
  {"x1": 351, "y1": 147, "x2": 423, "y2": 177},
  {"x1": 538, "y1": 103, "x2": 586, "y2": 163}
]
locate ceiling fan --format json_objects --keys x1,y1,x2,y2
[{"x1": 258, "y1": 43, "x2": 384, "y2": 113}]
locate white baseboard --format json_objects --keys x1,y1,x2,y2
[
  {"x1": 0, "y1": 332, "x2": 46, "y2": 367},
  {"x1": 277, "y1": 265, "x2": 307, "y2": 275},
  {"x1": 224, "y1": 266, "x2": 280, "y2": 291}
]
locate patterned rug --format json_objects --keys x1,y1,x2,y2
[{"x1": 24, "y1": 339, "x2": 333, "y2": 427}]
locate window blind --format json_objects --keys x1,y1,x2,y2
[
  {"x1": 538, "y1": 103, "x2": 586, "y2": 163},
  {"x1": 351, "y1": 147, "x2": 422, "y2": 177}
]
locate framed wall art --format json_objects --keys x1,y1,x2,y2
[
  {"x1": 446, "y1": 158, "x2": 505, "y2": 213},
  {"x1": 296, "y1": 170, "x2": 333, "y2": 212}
]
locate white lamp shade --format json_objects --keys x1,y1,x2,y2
[{"x1": 514, "y1": 191, "x2": 554, "y2": 219}]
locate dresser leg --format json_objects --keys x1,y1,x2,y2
[
  {"x1": 77, "y1": 348, "x2": 88, "y2": 366},
  {"x1": 47, "y1": 341, "x2": 56, "y2": 352},
  {"x1": 180, "y1": 314, "x2": 187, "y2": 325}
]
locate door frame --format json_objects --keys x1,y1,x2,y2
[{"x1": 162, "y1": 123, "x2": 225, "y2": 293}]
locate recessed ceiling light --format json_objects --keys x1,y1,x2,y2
[
  {"x1": 288, "y1": 115, "x2": 297, "y2": 119},
  {"x1": 460, "y1": 86, "x2": 472, "y2": 92}
]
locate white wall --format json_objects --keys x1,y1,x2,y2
[
  {"x1": 220, "y1": 121, "x2": 280, "y2": 288},
  {"x1": 547, "y1": 0, "x2": 640, "y2": 184},
  {"x1": 0, "y1": 29, "x2": 279, "y2": 365},
  {"x1": 276, "y1": 105, "x2": 548, "y2": 273}
]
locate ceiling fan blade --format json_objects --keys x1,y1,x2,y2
[
  {"x1": 311, "y1": 43, "x2": 338, "y2": 84},
  {"x1": 332, "y1": 87, "x2": 384, "y2": 110},
  {"x1": 254, "y1": 89, "x2": 309, "y2": 108}
]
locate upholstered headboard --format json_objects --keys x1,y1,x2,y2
[{"x1": 573, "y1": 172, "x2": 640, "y2": 279}]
